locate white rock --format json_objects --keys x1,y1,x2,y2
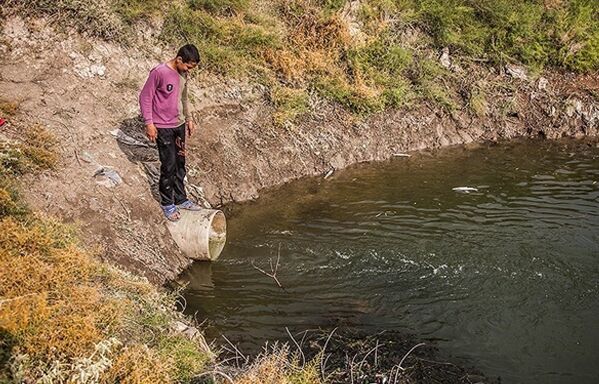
[
  {"x1": 565, "y1": 103, "x2": 576, "y2": 117},
  {"x1": 505, "y1": 64, "x2": 528, "y2": 80},
  {"x1": 439, "y1": 47, "x2": 451, "y2": 69},
  {"x1": 538, "y1": 77, "x2": 549, "y2": 91}
]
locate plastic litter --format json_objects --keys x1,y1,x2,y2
[{"x1": 93, "y1": 167, "x2": 123, "y2": 188}]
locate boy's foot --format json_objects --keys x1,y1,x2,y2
[
  {"x1": 162, "y1": 204, "x2": 181, "y2": 222},
  {"x1": 177, "y1": 200, "x2": 203, "y2": 211}
]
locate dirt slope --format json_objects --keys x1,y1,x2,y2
[{"x1": 1, "y1": 17, "x2": 598, "y2": 283}]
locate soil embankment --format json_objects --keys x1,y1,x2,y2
[{"x1": 1, "y1": 16, "x2": 598, "y2": 283}]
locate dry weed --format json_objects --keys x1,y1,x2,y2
[
  {"x1": 0, "y1": 100, "x2": 20, "y2": 116},
  {"x1": 233, "y1": 344, "x2": 321, "y2": 384},
  {"x1": 100, "y1": 344, "x2": 173, "y2": 384}
]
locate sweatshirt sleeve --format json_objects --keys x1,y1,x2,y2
[{"x1": 139, "y1": 69, "x2": 158, "y2": 125}]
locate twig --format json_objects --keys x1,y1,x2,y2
[
  {"x1": 398, "y1": 342, "x2": 426, "y2": 370},
  {"x1": 324, "y1": 168, "x2": 334, "y2": 179},
  {"x1": 298, "y1": 329, "x2": 309, "y2": 349},
  {"x1": 320, "y1": 327, "x2": 338, "y2": 381},
  {"x1": 286, "y1": 327, "x2": 306, "y2": 369},
  {"x1": 349, "y1": 352, "x2": 359, "y2": 384},
  {"x1": 251, "y1": 243, "x2": 283, "y2": 288},
  {"x1": 74, "y1": 149, "x2": 82, "y2": 166},
  {"x1": 222, "y1": 334, "x2": 249, "y2": 366},
  {"x1": 357, "y1": 342, "x2": 381, "y2": 369},
  {"x1": 175, "y1": 292, "x2": 187, "y2": 312},
  {"x1": 114, "y1": 194, "x2": 131, "y2": 222}
]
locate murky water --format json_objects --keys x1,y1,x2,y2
[{"x1": 181, "y1": 139, "x2": 599, "y2": 383}]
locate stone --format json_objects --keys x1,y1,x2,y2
[
  {"x1": 439, "y1": 47, "x2": 451, "y2": 69},
  {"x1": 505, "y1": 64, "x2": 528, "y2": 80},
  {"x1": 538, "y1": 77, "x2": 549, "y2": 91}
]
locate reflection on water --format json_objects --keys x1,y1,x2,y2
[{"x1": 180, "y1": 138, "x2": 599, "y2": 384}]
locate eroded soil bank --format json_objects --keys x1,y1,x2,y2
[{"x1": 1, "y1": 17, "x2": 598, "y2": 283}]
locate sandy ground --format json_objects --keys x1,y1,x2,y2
[{"x1": 1, "y1": 17, "x2": 598, "y2": 283}]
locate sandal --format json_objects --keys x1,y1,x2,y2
[
  {"x1": 177, "y1": 200, "x2": 203, "y2": 211},
  {"x1": 162, "y1": 204, "x2": 181, "y2": 222}
]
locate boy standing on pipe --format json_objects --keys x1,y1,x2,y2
[{"x1": 140, "y1": 44, "x2": 203, "y2": 222}]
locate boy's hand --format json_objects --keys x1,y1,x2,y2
[
  {"x1": 186, "y1": 120, "x2": 196, "y2": 137},
  {"x1": 146, "y1": 123, "x2": 157, "y2": 142}
]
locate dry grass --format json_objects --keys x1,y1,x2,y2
[
  {"x1": 100, "y1": 344, "x2": 172, "y2": 384},
  {"x1": 6, "y1": 0, "x2": 597, "y2": 123},
  {"x1": 0, "y1": 100, "x2": 20, "y2": 116},
  {"x1": 0, "y1": 123, "x2": 58, "y2": 176},
  {"x1": 0, "y1": 214, "x2": 214, "y2": 382},
  {"x1": 233, "y1": 344, "x2": 321, "y2": 384}
]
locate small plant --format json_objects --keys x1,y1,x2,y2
[
  {"x1": 468, "y1": 87, "x2": 489, "y2": 117},
  {"x1": 0, "y1": 100, "x2": 20, "y2": 116},
  {"x1": 271, "y1": 86, "x2": 310, "y2": 126},
  {"x1": 0, "y1": 125, "x2": 58, "y2": 176}
]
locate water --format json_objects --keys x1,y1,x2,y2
[{"x1": 181, "y1": 139, "x2": 599, "y2": 383}]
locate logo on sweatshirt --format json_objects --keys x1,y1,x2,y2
[{"x1": 167, "y1": 84, "x2": 174, "y2": 92}]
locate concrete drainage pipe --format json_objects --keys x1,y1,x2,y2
[{"x1": 167, "y1": 209, "x2": 227, "y2": 261}]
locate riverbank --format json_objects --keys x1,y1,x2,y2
[{"x1": 1, "y1": 12, "x2": 597, "y2": 283}]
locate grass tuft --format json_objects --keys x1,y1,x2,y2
[
  {"x1": 0, "y1": 100, "x2": 20, "y2": 116},
  {"x1": 233, "y1": 343, "x2": 321, "y2": 384},
  {"x1": 271, "y1": 86, "x2": 310, "y2": 126}
]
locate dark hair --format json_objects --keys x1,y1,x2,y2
[{"x1": 177, "y1": 44, "x2": 200, "y2": 64}]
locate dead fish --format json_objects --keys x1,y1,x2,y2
[{"x1": 452, "y1": 186, "x2": 478, "y2": 193}]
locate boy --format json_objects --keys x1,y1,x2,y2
[{"x1": 139, "y1": 44, "x2": 202, "y2": 221}]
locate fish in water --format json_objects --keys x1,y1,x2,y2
[{"x1": 452, "y1": 186, "x2": 478, "y2": 193}]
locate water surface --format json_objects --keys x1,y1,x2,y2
[{"x1": 181, "y1": 139, "x2": 599, "y2": 383}]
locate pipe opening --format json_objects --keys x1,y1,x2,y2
[{"x1": 208, "y1": 211, "x2": 227, "y2": 260}]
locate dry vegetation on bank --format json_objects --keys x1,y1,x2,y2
[{"x1": 4, "y1": 0, "x2": 598, "y2": 124}]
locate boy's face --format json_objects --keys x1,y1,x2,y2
[{"x1": 175, "y1": 57, "x2": 198, "y2": 74}]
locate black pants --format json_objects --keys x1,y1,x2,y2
[{"x1": 156, "y1": 124, "x2": 187, "y2": 206}]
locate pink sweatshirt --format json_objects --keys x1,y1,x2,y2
[{"x1": 139, "y1": 63, "x2": 190, "y2": 128}]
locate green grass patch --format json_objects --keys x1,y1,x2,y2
[
  {"x1": 271, "y1": 86, "x2": 311, "y2": 126},
  {"x1": 314, "y1": 75, "x2": 385, "y2": 115},
  {"x1": 189, "y1": 0, "x2": 249, "y2": 14},
  {"x1": 405, "y1": 0, "x2": 599, "y2": 72}
]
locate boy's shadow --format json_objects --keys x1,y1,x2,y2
[
  {"x1": 114, "y1": 117, "x2": 211, "y2": 208},
  {"x1": 115, "y1": 117, "x2": 161, "y2": 203}
]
